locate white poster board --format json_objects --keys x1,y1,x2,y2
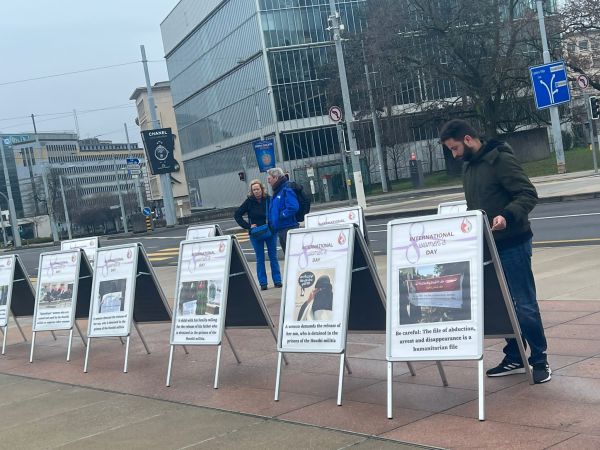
[
  {"x1": 33, "y1": 250, "x2": 80, "y2": 331},
  {"x1": 0, "y1": 255, "x2": 15, "y2": 327},
  {"x1": 437, "y1": 200, "x2": 467, "y2": 215},
  {"x1": 88, "y1": 244, "x2": 138, "y2": 337},
  {"x1": 304, "y1": 206, "x2": 365, "y2": 235},
  {"x1": 277, "y1": 225, "x2": 354, "y2": 354},
  {"x1": 170, "y1": 237, "x2": 231, "y2": 345},
  {"x1": 386, "y1": 211, "x2": 484, "y2": 361},
  {"x1": 61, "y1": 237, "x2": 99, "y2": 267},
  {"x1": 186, "y1": 224, "x2": 220, "y2": 240}
]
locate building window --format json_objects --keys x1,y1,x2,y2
[
  {"x1": 579, "y1": 40, "x2": 588, "y2": 50},
  {"x1": 567, "y1": 43, "x2": 576, "y2": 53}
]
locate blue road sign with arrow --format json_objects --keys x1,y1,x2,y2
[
  {"x1": 143, "y1": 207, "x2": 152, "y2": 217},
  {"x1": 529, "y1": 61, "x2": 570, "y2": 110}
]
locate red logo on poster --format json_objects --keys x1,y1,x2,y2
[
  {"x1": 348, "y1": 211, "x2": 355, "y2": 220},
  {"x1": 7, "y1": 259, "x2": 12, "y2": 267},
  {"x1": 71, "y1": 254, "x2": 76, "y2": 263},
  {"x1": 218, "y1": 242, "x2": 225, "y2": 253},
  {"x1": 337, "y1": 231, "x2": 346, "y2": 245},
  {"x1": 127, "y1": 249, "x2": 133, "y2": 259},
  {"x1": 460, "y1": 217, "x2": 472, "y2": 233}
]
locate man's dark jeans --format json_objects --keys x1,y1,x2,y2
[
  {"x1": 277, "y1": 225, "x2": 299, "y2": 253},
  {"x1": 497, "y1": 237, "x2": 548, "y2": 366}
]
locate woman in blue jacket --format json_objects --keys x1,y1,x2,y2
[{"x1": 235, "y1": 179, "x2": 282, "y2": 291}]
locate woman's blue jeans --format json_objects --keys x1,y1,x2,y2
[
  {"x1": 498, "y1": 237, "x2": 548, "y2": 366},
  {"x1": 250, "y1": 233, "x2": 281, "y2": 287}
]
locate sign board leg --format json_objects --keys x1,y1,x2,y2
[
  {"x1": 50, "y1": 330, "x2": 57, "y2": 341},
  {"x1": 344, "y1": 356, "x2": 352, "y2": 375},
  {"x1": 83, "y1": 337, "x2": 91, "y2": 372},
  {"x1": 224, "y1": 330, "x2": 241, "y2": 364},
  {"x1": 406, "y1": 362, "x2": 416, "y2": 376},
  {"x1": 274, "y1": 352, "x2": 283, "y2": 401},
  {"x1": 266, "y1": 309, "x2": 288, "y2": 365},
  {"x1": 134, "y1": 322, "x2": 151, "y2": 355},
  {"x1": 29, "y1": 331, "x2": 36, "y2": 363},
  {"x1": 337, "y1": 353, "x2": 345, "y2": 406},
  {"x1": 119, "y1": 337, "x2": 125, "y2": 345},
  {"x1": 13, "y1": 316, "x2": 27, "y2": 342},
  {"x1": 436, "y1": 361, "x2": 449, "y2": 386},
  {"x1": 182, "y1": 345, "x2": 189, "y2": 355},
  {"x1": 1, "y1": 325, "x2": 7, "y2": 354},
  {"x1": 66, "y1": 329, "x2": 73, "y2": 362},
  {"x1": 387, "y1": 362, "x2": 393, "y2": 419},
  {"x1": 75, "y1": 322, "x2": 87, "y2": 346},
  {"x1": 123, "y1": 336, "x2": 131, "y2": 373},
  {"x1": 166, "y1": 345, "x2": 175, "y2": 387},
  {"x1": 478, "y1": 359, "x2": 485, "y2": 421},
  {"x1": 213, "y1": 345, "x2": 222, "y2": 389}
]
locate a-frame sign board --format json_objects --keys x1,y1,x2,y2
[
  {"x1": 305, "y1": 206, "x2": 369, "y2": 244},
  {"x1": 386, "y1": 211, "x2": 530, "y2": 421},
  {"x1": 0, "y1": 255, "x2": 33, "y2": 354},
  {"x1": 186, "y1": 224, "x2": 223, "y2": 240},
  {"x1": 166, "y1": 235, "x2": 282, "y2": 388},
  {"x1": 273, "y1": 224, "x2": 441, "y2": 406},
  {"x1": 84, "y1": 243, "x2": 171, "y2": 373},
  {"x1": 29, "y1": 249, "x2": 93, "y2": 363},
  {"x1": 304, "y1": 212, "x2": 447, "y2": 386}
]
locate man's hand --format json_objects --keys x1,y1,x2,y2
[{"x1": 491, "y1": 215, "x2": 507, "y2": 231}]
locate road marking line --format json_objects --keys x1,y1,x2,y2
[
  {"x1": 534, "y1": 238, "x2": 600, "y2": 245},
  {"x1": 152, "y1": 247, "x2": 180, "y2": 253},
  {"x1": 531, "y1": 212, "x2": 600, "y2": 220},
  {"x1": 148, "y1": 256, "x2": 175, "y2": 262}
]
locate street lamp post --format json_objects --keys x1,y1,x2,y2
[
  {"x1": 58, "y1": 175, "x2": 72, "y2": 240},
  {"x1": 0, "y1": 192, "x2": 9, "y2": 247},
  {"x1": 0, "y1": 138, "x2": 21, "y2": 247}
]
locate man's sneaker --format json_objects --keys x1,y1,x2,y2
[
  {"x1": 486, "y1": 360, "x2": 526, "y2": 377},
  {"x1": 532, "y1": 363, "x2": 552, "y2": 384}
]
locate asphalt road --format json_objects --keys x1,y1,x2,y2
[{"x1": 10, "y1": 197, "x2": 600, "y2": 278}]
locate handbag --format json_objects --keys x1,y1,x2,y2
[{"x1": 249, "y1": 197, "x2": 273, "y2": 240}]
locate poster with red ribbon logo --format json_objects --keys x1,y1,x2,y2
[{"x1": 387, "y1": 212, "x2": 484, "y2": 361}]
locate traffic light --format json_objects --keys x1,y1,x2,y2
[
  {"x1": 238, "y1": 171, "x2": 246, "y2": 181},
  {"x1": 590, "y1": 96, "x2": 600, "y2": 120}
]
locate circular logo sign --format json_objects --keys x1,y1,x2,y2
[{"x1": 155, "y1": 143, "x2": 169, "y2": 161}]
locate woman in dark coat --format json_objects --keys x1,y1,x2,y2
[{"x1": 235, "y1": 179, "x2": 282, "y2": 291}]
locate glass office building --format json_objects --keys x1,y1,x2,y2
[
  {"x1": 161, "y1": 0, "x2": 375, "y2": 208},
  {"x1": 163, "y1": 0, "x2": 510, "y2": 208}
]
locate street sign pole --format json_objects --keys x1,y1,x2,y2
[
  {"x1": 328, "y1": 1, "x2": 367, "y2": 209},
  {"x1": 582, "y1": 91, "x2": 599, "y2": 174},
  {"x1": 124, "y1": 123, "x2": 145, "y2": 212},
  {"x1": 536, "y1": 1, "x2": 566, "y2": 174},
  {"x1": 141, "y1": 45, "x2": 177, "y2": 226}
]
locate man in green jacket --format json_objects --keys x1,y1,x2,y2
[{"x1": 440, "y1": 119, "x2": 551, "y2": 384}]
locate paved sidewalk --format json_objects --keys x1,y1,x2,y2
[
  {"x1": 1, "y1": 247, "x2": 599, "y2": 449},
  {"x1": 0, "y1": 374, "x2": 427, "y2": 449}
]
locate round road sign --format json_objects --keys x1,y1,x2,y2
[
  {"x1": 328, "y1": 106, "x2": 343, "y2": 123},
  {"x1": 577, "y1": 74, "x2": 589, "y2": 90}
]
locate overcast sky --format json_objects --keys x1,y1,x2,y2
[{"x1": 0, "y1": 0, "x2": 180, "y2": 145}]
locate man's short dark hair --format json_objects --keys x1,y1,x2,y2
[{"x1": 440, "y1": 119, "x2": 480, "y2": 142}]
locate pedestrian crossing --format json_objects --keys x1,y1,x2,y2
[{"x1": 145, "y1": 232, "x2": 249, "y2": 263}]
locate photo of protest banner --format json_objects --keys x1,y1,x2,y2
[
  {"x1": 33, "y1": 250, "x2": 80, "y2": 331},
  {"x1": 387, "y1": 212, "x2": 483, "y2": 361},
  {"x1": 61, "y1": 237, "x2": 98, "y2": 267},
  {"x1": 398, "y1": 261, "x2": 471, "y2": 325},
  {"x1": 278, "y1": 226, "x2": 353, "y2": 354},
  {"x1": 88, "y1": 245, "x2": 137, "y2": 337},
  {"x1": 170, "y1": 239, "x2": 230, "y2": 346},
  {"x1": 186, "y1": 224, "x2": 221, "y2": 240}
]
